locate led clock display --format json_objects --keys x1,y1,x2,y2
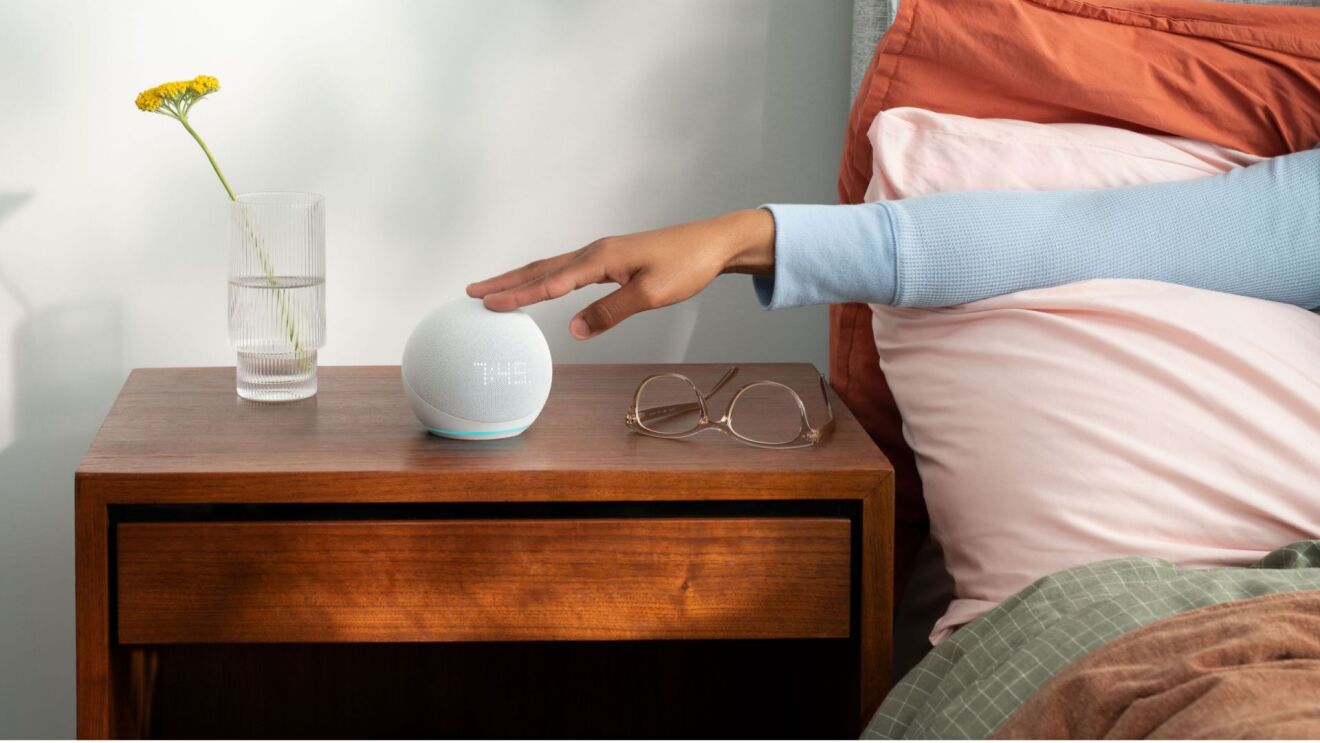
[{"x1": 473, "y1": 361, "x2": 530, "y2": 386}]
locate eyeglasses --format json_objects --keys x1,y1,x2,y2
[{"x1": 625, "y1": 366, "x2": 835, "y2": 449}]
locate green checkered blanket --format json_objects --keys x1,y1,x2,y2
[{"x1": 865, "y1": 541, "x2": 1320, "y2": 739}]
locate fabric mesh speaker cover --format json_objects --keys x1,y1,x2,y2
[{"x1": 402, "y1": 298, "x2": 552, "y2": 424}]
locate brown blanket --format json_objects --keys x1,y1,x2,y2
[{"x1": 993, "y1": 591, "x2": 1320, "y2": 739}]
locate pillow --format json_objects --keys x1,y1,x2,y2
[
  {"x1": 831, "y1": 0, "x2": 1320, "y2": 613},
  {"x1": 863, "y1": 108, "x2": 1261, "y2": 202},
  {"x1": 842, "y1": 0, "x2": 1320, "y2": 204},
  {"x1": 865, "y1": 108, "x2": 1320, "y2": 644}
]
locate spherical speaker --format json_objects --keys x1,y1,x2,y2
[{"x1": 402, "y1": 297, "x2": 553, "y2": 440}]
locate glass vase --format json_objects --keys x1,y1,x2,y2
[{"x1": 228, "y1": 192, "x2": 325, "y2": 402}]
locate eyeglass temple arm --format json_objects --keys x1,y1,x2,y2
[
  {"x1": 636, "y1": 366, "x2": 739, "y2": 424},
  {"x1": 817, "y1": 375, "x2": 837, "y2": 435},
  {"x1": 705, "y1": 366, "x2": 739, "y2": 398},
  {"x1": 819, "y1": 376, "x2": 835, "y2": 420}
]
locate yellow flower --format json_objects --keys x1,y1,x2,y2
[
  {"x1": 191, "y1": 75, "x2": 220, "y2": 94},
  {"x1": 134, "y1": 88, "x2": 163, "y2": 112},
  {"x1": 134, "y1": 75, "x2": 221, "y2": 116}
]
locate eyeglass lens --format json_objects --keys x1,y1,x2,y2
[
  {"x1": 635, "y1": 376, "x2": 704, "y2": 435},
  {"x1": 728, "y1": 382, "x2": 805, "y2": 445}
]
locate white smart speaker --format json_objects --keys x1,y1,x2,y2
[{"x1": 402, "y1": 297, "x2": 553, "y2": 440}]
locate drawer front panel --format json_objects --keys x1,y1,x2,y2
[{"x1": 116, "y1": 518, "x2": 851, "y2": 643}]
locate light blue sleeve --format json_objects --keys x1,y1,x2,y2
[{"x1": 754, "y1": 146, "x2": 1320, "y2": 310}]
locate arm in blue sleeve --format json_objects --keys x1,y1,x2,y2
[{"x1": 754, "y1": 146, "x2": 1320, "y2": 310}]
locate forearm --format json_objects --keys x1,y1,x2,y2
[{"x1": 756, "y1": 147, "x2": 1320, "y2": 310}]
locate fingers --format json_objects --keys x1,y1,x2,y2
[
  {"x1": 571, "y1": 281, "x2": 651, "y2": 339},
  {"x1": 481, "y1": 255, "x2": 611, "y2": 312},
  {"x1": 467, "y1": 234, "x2": 674, "y2": 338},
  {"x1": 465, "y1": 251, "x2": 578, "y2": 300}
]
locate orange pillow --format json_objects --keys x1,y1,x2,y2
[{"x1": 832, "y1": 0, "x2": 1320, "y2": 608}]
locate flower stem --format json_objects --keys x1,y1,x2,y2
[
  {"x1": 176, "y1": 114, "x2": 311, "y2": 372},
  {"x1": 178, "y1": 115, "x2": 236, "y2": 202}
]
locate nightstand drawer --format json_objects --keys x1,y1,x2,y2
[{"x1": 116, "y1": 518, "x2": 851, "y2": 644}]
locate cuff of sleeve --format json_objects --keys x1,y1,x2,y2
[{"x1": 753, "y1": 202, "x2": 898, "y2": 309}]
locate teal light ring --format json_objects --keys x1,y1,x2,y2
[{"x1": 426, "y1": 425, "x2": 530, "y2": 438}]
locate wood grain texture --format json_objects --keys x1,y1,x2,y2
[
  {"x1": 75, "y1": 485, "x2": 113, "y2": 739},
  {"x1": 861, "y1": 480, "x2": 895, "y2": 725},
  {"x1": 76, "y1": 363, "x2": 895, "y2": 738},
  {"x1": 77, "y1": 365, "x2": 888, "y2": 503},
  {"x1": 117, "y1": 518, "x2": 851, "y2": 644}
]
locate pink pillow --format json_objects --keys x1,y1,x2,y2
[
  {"x1": 864, "y1": 107, "x2": 1262, "y2": 202},
  {"x1": 866, "y1": 108, "x2": 1320, "y2": 644}
]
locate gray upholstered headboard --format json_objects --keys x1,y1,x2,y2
[
  {"x1": 850, "y1": 0, "x2": 1319, "y2": 97},
  {"x1": 850, "y1": 0, "x2": 897, "y2": 95}
]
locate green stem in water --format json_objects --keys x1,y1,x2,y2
[{"x1": 176, "y1": 113, "x2": 311, "y2": 372}]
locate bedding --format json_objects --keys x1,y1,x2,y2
[
  {"x1": 829, "y1": 0, "x2": 1320, "y2": 610},
  {"x1": 993, "y1": 590, "x2": 1320, "y2": 738},
  {"x1": 862, "y1": 107, "x2": 1261, "y2": 202},
  {"x1": 865, "y1": 541, "x2": 1320, "y2": 739},
  {"x1": 861, "y1": 109, "x2": 1320, "y2": 644}
]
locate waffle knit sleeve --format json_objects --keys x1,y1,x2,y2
[{"x1": 754, "y1": 147, "x2": 1320, "y2": 310}]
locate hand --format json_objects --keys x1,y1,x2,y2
[{"x1": 466, "y1": 208, "x2": 775, "y2": 339}]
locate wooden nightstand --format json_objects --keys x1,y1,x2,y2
[{"x1": 76, "y1": 364, "x2": 893, "y2": 738}]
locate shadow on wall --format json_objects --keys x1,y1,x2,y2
[
  {"x1": 415, "y1": 0, "x2": 843, "y2": 371},
  {"x1": 0, "y1": 192, "x2": 125, "y2": 738},
  {"x1": 675, "y1": 0, "x2": 846, "y2": 370},
  {"x1": 0, "y1": 3, "x2": 848, "y2": 734}
]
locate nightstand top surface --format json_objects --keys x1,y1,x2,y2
[{"x1": 76, "y1": 364, "x2": 890, "y2": 502}]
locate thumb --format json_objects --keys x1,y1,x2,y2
[{"x1": 571, "y1": 282, "x2": 651, "y2": 339}]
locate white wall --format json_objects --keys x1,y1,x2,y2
[{"x1": 0, "y1": 0, "x2": 851, "y2": 735}]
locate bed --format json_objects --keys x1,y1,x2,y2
[{"x1": 841, "y1": 0, "x2": 1320, "y2": 737}]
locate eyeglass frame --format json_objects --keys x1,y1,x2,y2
[{"x1": 624, "y1": 366, "x2": 836, "y2": 449}]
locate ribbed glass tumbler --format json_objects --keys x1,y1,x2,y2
[{"x1": 228, "y1": 192, "x2": 325, "y2": 402}]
